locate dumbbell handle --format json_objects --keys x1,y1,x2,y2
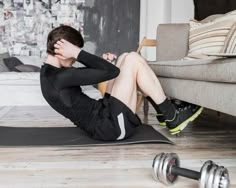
[{"x1": 171, "y1": 166, "x2": 201, "y2": 180}]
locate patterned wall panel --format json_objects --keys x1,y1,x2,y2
[{"x1": 0, "y1": 0, "x2": 140, "y2": 57}]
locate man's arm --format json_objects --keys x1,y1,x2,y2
[
  {"x1": 54, "y1": 39, "x2": 119, "y2": 72},
  {"x1": 54, "y1": 66, "x2": 119, "y2": 89},
  {"x1": 77, "y1": 50, "x2": 119, "y2": 72}
]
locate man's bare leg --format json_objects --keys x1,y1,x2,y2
[
  {"x1": 110, "y1": 52, "x2": 203, "y2": 135},
  {"x1": 106, "y1": 53, "x2": 128, "y2": 94}
]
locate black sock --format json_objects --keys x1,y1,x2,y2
[
  {"x1": 146, "y1": 96, "x2": 162, "y2": 115},
  {"x1": 146, "y1": 97, "x2": 176, "y2": 120},
  {"x1": 157, "y1": 98, "x2": 176, "y2": 120}
]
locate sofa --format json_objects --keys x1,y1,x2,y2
[
  {"x1": 146, "y1": 23, "x2": 236, "y2": 117},
  {"x1": 0, "y1": 54, "x2": 102, "y2": 106}
]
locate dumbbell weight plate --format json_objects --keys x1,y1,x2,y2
[
  {"x1": 152, "y1": 153, "x2": 167, "y2": 182},
  {"x1": 213, "y1": 166, "x2": 230, "y2": 188},
  {"x1": 152, "y1": 153, "x2": 163, "y2": 182},
  {"x1": 213, "y1": 166, "x2": 224, "y2": 188},
  {"x1": 200, "y1": 160, "x2": 214, "y2": 188},
  {"x1": 207, "y1": 164, "x2": 218, "y2": 188},
  {"x1": 152, "y1": 153, "x2": 179, "y2": 185},
  {"x1": 162, "y1": 153, "x2": 179, "y2": 185},
  {"x1": 157, "y1": 153, "x2": 168, "y2": 184}
]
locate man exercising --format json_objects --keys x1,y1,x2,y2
[{"x1": 40, "y1": 25, "x2": 203, "y2": 141}]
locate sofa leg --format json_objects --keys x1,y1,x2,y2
[{"x1": 143, "y1": 98, "x2": 149, "y2": 116}]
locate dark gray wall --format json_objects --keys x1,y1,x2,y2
[
  {"x1": 194, "y1": 0, "x2": 236, "y2": 20},
  {"x1": 83, "y1": 0, "x2": 140, "y2": 56}
]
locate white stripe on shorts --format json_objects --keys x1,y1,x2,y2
[{"x1": 116, "y1": 113, "x2": 126, "y2": 140}]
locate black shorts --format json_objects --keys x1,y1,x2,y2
[{"x1": 85, "y1": 93, "x2": 142, "y2": 141}]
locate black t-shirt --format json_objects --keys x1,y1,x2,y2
[{"x1": 40, "y1": 50, "x2": 120, "y2": 126}]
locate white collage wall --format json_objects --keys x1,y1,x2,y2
[
  {"x1": 0, "y1": 0, "x2": 140, "y2": 57},
  {"x1": 139, "y1": 0, "x2": 194, "y2": 60},
  {"x1": 0, "y1": 0, "x2": 86, "y2": 57}
]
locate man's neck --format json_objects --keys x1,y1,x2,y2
[{"x1": 45, "y1": 55, "x2": 61, "y2": 68}]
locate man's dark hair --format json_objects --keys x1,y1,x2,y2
[{"x1": 47, "y1": 25, "x2": 84, "y2": 55}]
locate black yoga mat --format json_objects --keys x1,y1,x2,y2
[{"x1": 0, "y1": 125, "x2": 172, "y2": 147}]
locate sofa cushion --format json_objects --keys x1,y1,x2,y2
[
  {"x1": 14, "y1": 64, "x2": 41, "y2": 72},
  {"x1": 222, "y1": 23, "x2": 236, "y2": 54},
  {"x1": 0, "y1": 52, "x2": 10, "y2": 72},
  {"x1": 0, "y1": 72, "x2": 102, "y2": 106},
  {"x1": 15, "y1": 55, "x2": 44, "y2": 67},
  {"x1": 3, "y1": 57, "x2": 23, "y2": 71},
  {"x1": 149, "y1": 58, "x2": 236, "y2": 83},
  {"x1": 0, "y1": 72, "x2": 40, "y2": 85},
  {"x1": 156, "y1": 24, "x2": 189, "y2": 61},
  {"x1": 185, "y1": 10, "x2": 236, "y2": 59},
  {"x1": 200, "y1": 14, "x2": 223, "y2": 23}
]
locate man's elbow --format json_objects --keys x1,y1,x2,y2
[
  {"x1": 114, "y1": 67, "x2": 120, "y2": 78},
  {"x1": 106, "y1": 67, "x2": 120, "y2": 80}
]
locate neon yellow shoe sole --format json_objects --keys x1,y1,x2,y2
[
  {"x1": 159, "y1": 122, "x2": 167, "y2": 127},
  {"x1": 169, "y1": 107, "x2": 204, "y2": 135},
  {"x1": 156, "y1": 114, "x2": 166, "y2": 127}
]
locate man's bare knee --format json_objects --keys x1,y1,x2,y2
[
  {"x1": 115, "y1": 53, "x2": 129, "y2": 67},
  {"x1": 127, "y1": 51, "x2": 139, "y2": 59},
  {"x1": 120, "y1": 52, "x2": 129, "y2": 57},
  {"x1": 120, "y1": 52, "x2": 146, "y2": 68},
  {"x1": 117, "y1": 53, "x2": 129, "y2": 62},
  {"x1": 125, "y1": 52, "x2": 146, "y2": 64}
]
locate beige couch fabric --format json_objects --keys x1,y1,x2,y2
[
  {"x1": 186, "y1": 10, "x2": 236, "y2": 58},
  {"x1": 151, "y1": 23, "x2": 236, "y2": 117},
  {"x1": 156, "y1": 24, "x2": 190, "y2": 61},
  {"x1": 159, "y1": 78, "x2": 236, "y2": 117},
  {"x1": 149, "y1": 58, "x2": 236, "y2": 83}
]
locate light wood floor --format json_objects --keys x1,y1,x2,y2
[{"x1": 0, "y1": 105, "x2": 235, "y2": 188}]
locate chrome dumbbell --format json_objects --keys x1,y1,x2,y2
[{"x1": 152, "y1": 153, "x2": 230, "y2": 188}]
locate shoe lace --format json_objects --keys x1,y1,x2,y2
[{"x1": 178, "y1": 105, "x2": 191, "y2": 112}]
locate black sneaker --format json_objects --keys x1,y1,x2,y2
[
  {"x1": 156, "y1": 113, "x2": 166, "y2": 126},
  {"x1": 156, "y1": 99, "x2": 185, "y2": 127},
  {"x1": 166, "y1": 104, "x2": 203, "y2": 135}
]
